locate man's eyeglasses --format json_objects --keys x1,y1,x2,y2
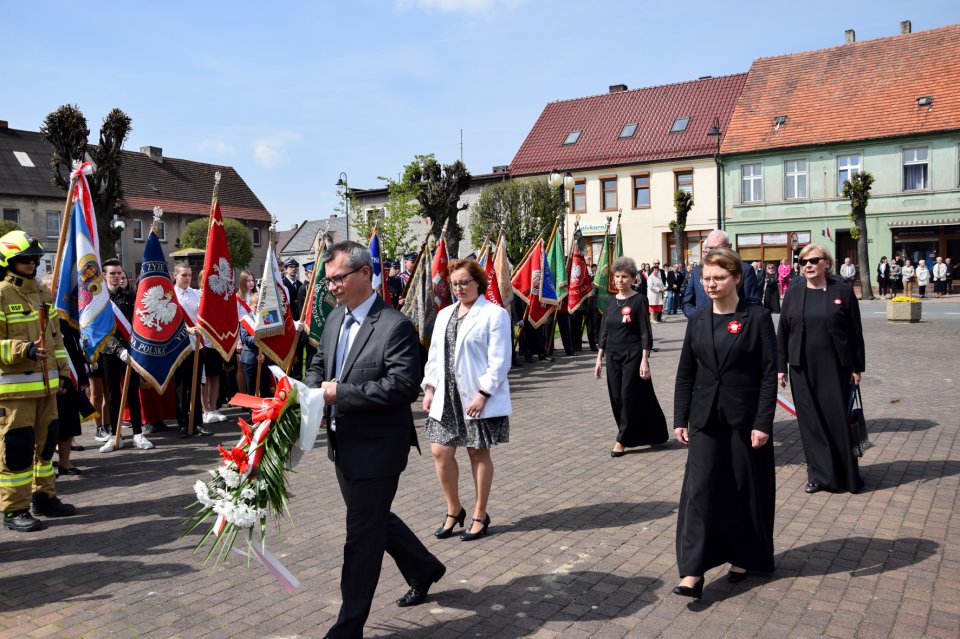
[
  {"x1": 798, "y1": 257, "x2": 824, "y2": 266},
  {"x1": 322, "y1": 266, "x2": 362, "y2": 288},
  {"x1": 450, "y1": 279, "x2": 474, "y2": 289}
]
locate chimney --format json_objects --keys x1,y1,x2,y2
[
  {"x1": 900, "y1": 20, "x2": 912, "y2": 34},
  {"x1": 140, "y1": 146, "x2": 163, "y2": 163},
  {"x1": 0, "y1": 120, "x2": 7, "y2": 129},
  {"x1": 608, "y1": 84, "x2": 628, "y2": 94},
  {"x1": 844, "y1": 29, "x2": 856, "y2": 44},
  {"x1": 291, "y1": 223, "x2": 299, "y2": 231}
]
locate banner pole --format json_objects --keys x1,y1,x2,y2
[
  {"x1": 187, "y1": 336, "x2": 202, "y2": 436},
  {"x1": 112, "y1": 364, "x2": 133, "y2": 449}
]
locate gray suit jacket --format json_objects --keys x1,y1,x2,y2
[{"x1": 304, "y1": 295, "x2": 422, "y2": 479}]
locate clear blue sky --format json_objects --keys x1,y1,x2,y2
[{"x1": 3, "y1": 1, "x2": 958, "y2": 231}]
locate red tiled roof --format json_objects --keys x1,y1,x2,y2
[
  {"x1": 509, "y1": 74, "x2": 748, "y2": 176},
  {"x1": 120, "y1": 149, "x2": 271, "y2": 221},
  {"x1": 722, "y1": 23, "x2": 960, "y2": 155}
]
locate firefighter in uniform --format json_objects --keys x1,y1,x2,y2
[{"x1": 0, "y1": 231, "x2": 76, "y2": 532}]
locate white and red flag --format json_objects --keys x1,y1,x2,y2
[
  {"x1": 431, "y1": 235, "x2": 452, "y2": 311},
  {"x1": 197, "y1": 186, "x2": 239, "y2": 361},
  {"x1": 249, "y1": 239, "x2": 298, "y2": 371}
]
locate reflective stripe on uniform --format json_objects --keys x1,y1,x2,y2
[
  {"x1": 0, "y1": 371, "x2": 59, "y2": 394},
  {"x1": 0, "y1": 340, "x2": 13, "y2": 364},
  {"x1": 34, "y1": 462, "x2": 55, "y2": 479},
  {"x1": 0, "y1": 470, "x2": 34, "y2": 487},
  {"x1": 5, "y1": 311, "x2": 39, "y2": 324}
]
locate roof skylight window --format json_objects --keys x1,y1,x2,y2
[
  {"x1": 670, "y1": 117, "x2": 690, "y2": 133},
  {"x1": 13, "y1": 151, "x2": 34, "y2": 168},
  {"x1": 619, "y1": 123, "x2": 638, "y2": 139},
  {"x1": 563, "y1": 130, "x2": 582, "y2": 145}
]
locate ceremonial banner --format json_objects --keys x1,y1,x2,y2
[
  {"x1": 53, "y1": 162, "x2": 115, "y2": 363},
  {"x1": 198, "y1": 198, "x2": 239, "y2": 360},
  {"x1": 127, "y1": 226, "x2": 193, "y2": 393},
  {"x1": 480, "y1": 244, "x2": 502, "y2": 307},
  {"x1": 493, "y1": 231, "x2": 513, "y2": 308},
  {"x1": 368, "y1": 230, "x2": 392, "y2": 307},
  {"x1": 511, "y1": 237, "x2": 558, "y2": 328},
  {"x1": 431, "y1": 236, "x2": 452, "y2": 310},
  {"x1": 400, "y1": 246, "x2": 437, "y2": 347},
  {"x1": 592, "y1": 227, "x2": 612, "y2": 313},
  {"x1": 567, "y1": 227, "x2": 594, "y2": 313},
  {"x1": 303, "y1": 239, "x2": 336, "y2": 348},
  {"x1": 252, "y1": 242, "x2": 298, "y2": 371},
  {"x1": 546, "y1": 223, "x2": 568, "y2": 300},
  {"x1": 609, "y1": 219, "x2": 623, "y2": 294}
]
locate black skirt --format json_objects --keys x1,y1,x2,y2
[
  {"x1": 604, "y1": 349, "x2": 668, "y2": 447},
  {"x1": 676, "y1": 415, "x2": 776, "y2": 576}
]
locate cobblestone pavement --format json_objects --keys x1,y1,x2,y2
[{"x1": 1, "y1": 299, "x2": 958, "y2": 638}]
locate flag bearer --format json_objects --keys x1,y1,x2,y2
[{"x1": 0, "y1": 231, "x2": 76, "y2": 532}]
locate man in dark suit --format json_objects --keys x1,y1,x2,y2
[
  {"x1": 666, "y1": 263, "x2": 685, "y2": 315},
  {"x1": 683, "y1": 229, "x2": 761, "y2": 317},
  {"x1": 305, "y1": 241, "x2": 444, "y2": 639}
]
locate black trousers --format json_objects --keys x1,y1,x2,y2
[
  {"x1": 569, "y1": 308, "x2": 598, "y2": 351},
  {"x1": 102, "y1": 353, "x2": 142, "y2": 435},
  {"x1": 328, "y1": 465, "x2": 442, "y2": 639},
  {"x1": 174, "y1": 351, "x2": 203, "y2": 431},
  {"x1": 241, "y1": 359, "x2": 273, "y2": 397},
  {"x1": 555, "y1": 311, "x2": 574, "y2": 355}
]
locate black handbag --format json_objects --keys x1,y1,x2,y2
[{"x1": 847, "y1": 384, "x2": 870, "y2": 457}]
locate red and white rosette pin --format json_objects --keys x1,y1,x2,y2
[
  {"x1": 834, "y1": 298, "x2": 842, "y2": 305},
  {"x1": 621, "y1": 305, "x2": 632, "y2": 323},
  {"x1": 727, "y1": 320, "x2": 743, "y2": 334}
]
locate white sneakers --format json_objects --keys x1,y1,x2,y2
[
  {"x1": 203, "y1": 411, "x2": 227, "y2": 424},
  {"x1": 99, "y1": 438, "x2": 123, "y2": 453},
  {"x1": 99, "y1": 434, "x2": 155, "y2": 452},
  {"x1": 133, "y1": 434, "x2": 155, "y2": 450}
]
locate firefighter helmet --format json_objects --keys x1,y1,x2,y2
[{"x1": 0, "y1": 230, "x2": 44, "y2": 268}]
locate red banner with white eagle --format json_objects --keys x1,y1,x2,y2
[{"x1": 198, "y1": 194, "x2": 239, "y2": 361}]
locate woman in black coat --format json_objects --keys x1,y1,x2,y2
[
  {"x1": 761, "y1": 262, "x2": 781, "y2": 314},
  {"x1": 778, "y1": 244, "x2": 865, "y2": 494},
  {"x1": 673, "y1": 248, "x2": 777, "y2": 598},
  {"x1": 594, "y1": 256, "x2": 667, "y2": 457}
]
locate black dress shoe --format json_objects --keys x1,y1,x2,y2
[
  {"x1": 396, "y1": 564, "x2": 446, "y2": 607},
  {"x1": 727, "y1": 569, "x2": 748, "y2": 583},
  {"x1": 195, "y1": 425, "x2": 214, "y2": 436},
  {"x1": 672, "y1": 576, "x2": 704, "y2": 599},
  {"x1": 805, "y1": 482, "x2": 823, "y2": 494},
  {"x1": 460, "y1": 514, "x2": 490, "y2": 541},
  {"x1": 610, "y1": 449, "x2": 626, "y2": 458},
  {"x1": 3, "y1": 510, "x2": 42, "y2": 532},
  {"x1": 435, "y1": 507, "x2": 466, "y2": 539}
]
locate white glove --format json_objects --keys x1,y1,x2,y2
[
  {"x1": 119, "y1": 349, "x2": 129, "y2": 364},
  {"x1": 294, "y1": 320, "x2": 303, "y2": 332}
]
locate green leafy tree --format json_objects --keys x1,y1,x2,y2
[
  {"x1": 400, "y1": 154, "x2": 471, "y2": 257},
  {"x1": 469, "y1": 178, "x2": 561, "y2": 264},
  {"x1": 0, "y1": 220, "x2": 23, "y2": 238},
  {"x1": 41, "y1": 105, "x2": 132, "y2": 257},
  {"x1": 351, "y1": 178, "x2": 419, "y2": 259},
  {"x1": 179, "y1": 216, "x2": 254, "y2": 269},
  {"x1": 841, "y1": 171, "x2": 876, "y2": 300},
  {"x1": 670, "y1": 189, "x2": 694, "y2": 266}
]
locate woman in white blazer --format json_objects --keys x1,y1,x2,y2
[{"x1": 422, "y1": 259, "x2": 512, "y2": 541}]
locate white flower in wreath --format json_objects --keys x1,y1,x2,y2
[
  {"x1": 194, "y1": 480, "x2": 215, "y2": 508},
  {"x1": 218, "y1": 466, "x2": 241, "y2": 488},
  {"x1": 136, "y1": 285, "x2": 179, "y2": 331},
  {"x1": 206, "y1": 257, "x2": 235, "y2": 301},
  {"x1": 241, "y1": 486, "x2": 256, "y2": 500}
]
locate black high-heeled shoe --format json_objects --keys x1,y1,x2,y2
[
  {"x1": 460, "y1": 513, "x2": 490, "y2": 541},
  {"x1": 434, "y1": 507, "x2": 466, "y2": 539},
  {"x1": 727, "y1": 568, "x2": 748, "y2": 583},
  {"x1": 672, "y1": 576, "x2": 704, "y2": 599}
]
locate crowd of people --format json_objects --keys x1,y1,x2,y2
[{"x1": 0, "y1": 224, "x2": 891, "y2": 635}]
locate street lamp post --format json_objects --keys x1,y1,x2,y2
[
  {"x1": 548, "y1": 169, "x2": 576, "y2": 248},
  {"x1": 707, "y1": 117, "x2": 723, "y2": 231},
  {"x1": 336, "y1": 172, "x2": 349, "y2": 242}
]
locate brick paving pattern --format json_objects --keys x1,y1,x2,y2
[{"x1": 1, "y1": 299, "x2": 958, "y2": 638}]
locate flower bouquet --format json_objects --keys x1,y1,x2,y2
[{"x1": 183, "y1": 369, "x2": 326, "y2": 577}]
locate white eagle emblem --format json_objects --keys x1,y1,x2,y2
[
  {"x1": 136, "y1": 285, "x2": 179, "y2": 332},
  {"x1": 206, "y1": 258, "x2": 234, "y2": 300}
]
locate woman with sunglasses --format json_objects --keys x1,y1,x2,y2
[
  {"x1": 778, "y1": 244, "x2": 865, "y2": 495},
  {"x1": 672, "y1": 248, "x2": 777, "y2": 598},
  {"x1": 422, "y1": 259, "x2": 512, "y2": 541}
]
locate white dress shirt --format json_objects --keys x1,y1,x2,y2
[{"x1": 175, "y1": 284, "x2": 208, "y2": 347}]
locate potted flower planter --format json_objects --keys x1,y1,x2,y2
[{"x1": 887, "y1": 296, "x2": 922, "y2": 322}]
